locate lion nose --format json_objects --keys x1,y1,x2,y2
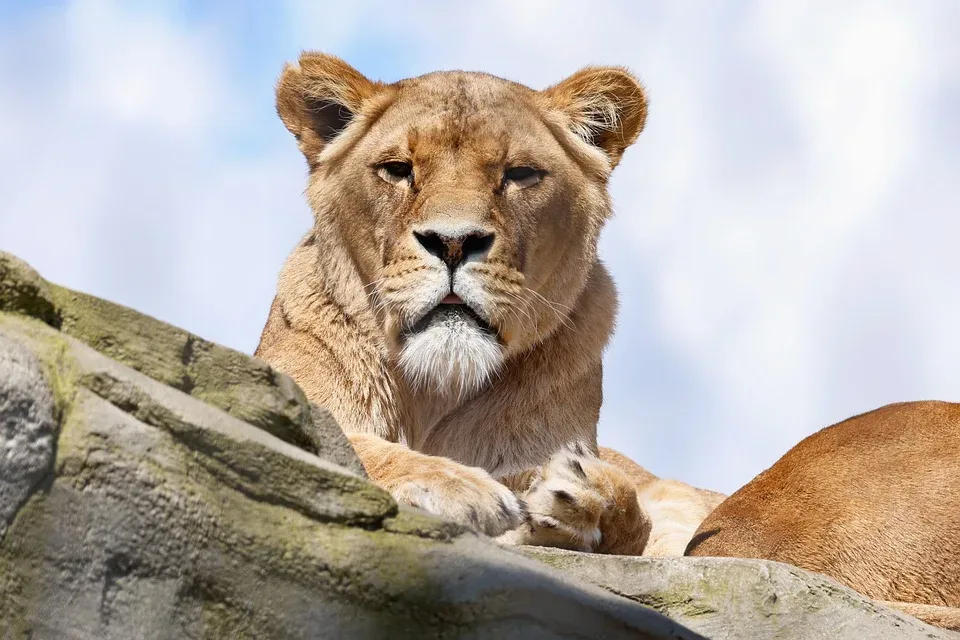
[{"x1": 413, "y1": 227, "x2": 495, "y2": 269}]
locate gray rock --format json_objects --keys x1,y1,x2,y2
[
  {"x1": 0, "y1": 334, "x2": 57, "y2": 540},
  {"x1": 4, "y1": 248, "x2": 954, "y2": 640},
  {"x1": 0, "y1": 250, "x2": 364, "y2": 476},
  {"x1": 521, "y1": 547, "x2": 960, "y2": 640},
  {"x1": 0, "y1": 311, "x2": 700, "y2": 640}
]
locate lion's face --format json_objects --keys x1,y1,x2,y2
[{"x1": 277, "y1": 55, "x2": 646, "y2": 397}]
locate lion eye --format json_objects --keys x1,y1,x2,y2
[
  {"x1": 378, "y1": 161, "x2": 413, "y2": 184},
  {"x1": 503, "y1": 166, "x2": 543, "y2": 189}
]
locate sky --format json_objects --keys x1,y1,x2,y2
[{"x1": 1, "y1": 0, "x2": 958, "y2": 495}]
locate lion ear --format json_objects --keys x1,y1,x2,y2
[
  {"x1": 541, "y1": 66, "x2": 648, "y2": 168},
  {"x1": 276, "y1": 52, "x2": 382, "y2": 167}
]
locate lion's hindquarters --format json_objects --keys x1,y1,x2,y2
[{"x1": 685, "y1": 400, "x2": 960, "y2": 628}]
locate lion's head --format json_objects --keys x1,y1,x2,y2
[{"x1": 276, "y1": 53, "x2": 646, "y2": 398}]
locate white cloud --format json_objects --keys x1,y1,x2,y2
[
  {"x1": 3, "y1": 1, "x2": 958, "y2": 496},
  {"x1": 65, "y1": 1, "x2": 229, "y2": 133},
  {"x1": 0, "y1": 0, "x2": 309, "y2": 350}
]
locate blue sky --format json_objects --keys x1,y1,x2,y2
[{"x1": 1, "y1": 0, "x2": 959, "y2": 494}]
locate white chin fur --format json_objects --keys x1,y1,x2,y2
[{"x1": 398, "y1": 310, "x2": 502, "y2": 398}]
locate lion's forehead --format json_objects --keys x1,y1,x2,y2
[
  {"x1": 373, "y1": 72, "x2": 547, "y2": 153},
  {"x1": 398, "y1": 71, "x2": 532, "y2": 111}
]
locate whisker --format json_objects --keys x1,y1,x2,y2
[
  {"x1": 488, "y1": 289, "x2": 537, "y2": 329},
  {"x1": 363, "y1": 274, "x2": 390, "y2": 292},
  {"x1": 520, "y1": 286, "x2": 575, "y2": 331},
  {"x1": 525, "y1": 285, "x2": 574, "y2": 314}
]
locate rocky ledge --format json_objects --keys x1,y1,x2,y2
[{"x1": 0, "y1": 251, "x2": 955, "y2": 640}]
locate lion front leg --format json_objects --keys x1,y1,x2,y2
[
  {"x1": 496, "y1": 443, "x2": 652, "y2": 555},
  {"x1": 348, "y1": 433, "x2": 525, "y2": 536}
]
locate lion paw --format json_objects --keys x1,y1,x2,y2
[
  {"x1": 389, "y1": 458, "x2": 524, "y2": 537},
  {"x1": 496, "y1": 443, "x2": 650, "y2": 555}
]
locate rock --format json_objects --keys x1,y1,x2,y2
[
  {"x1": 0, "y1": 253, "x2": 60, "y2": 328},
  {"x1": 0, "y1": 252, "x2": 701, "y2": 640},
  {"x1": 0, "y1": 251, "x2": 363, "y2": 476},
  {"x1": 0, "y1": 335, "x2": 57, "y2": 540},
  {"x1": 520, "y1": 547, "x2": 960, "y2": 640},
  {"x1": 4, "y1": 249, "x2": 954, "y2": 640}
]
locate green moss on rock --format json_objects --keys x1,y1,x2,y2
[
  {"x1": 0, "y1": 253, "x2": 61, "y2": 328},
  {"x1": 382, "y1": 507, "x2": 470, "y2": 541},
  {"x1": 0, "y1": 251, "x2": 364, "y2": 475},
  {"x1": 51, "y1": 286, "x2": 322, "y2": 454}
]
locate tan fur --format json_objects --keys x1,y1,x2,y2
[
  {"x1": 255, "y1": 51, "x2": 716, "y2": 554},
  {"x1": 686, "y1": 401, "x2": 960, "y2": 630},
  {"x1": 497, "y1": 445, "x2": 724, "y2": 556},
  {"x1": 876, "y1": 602, "x2": 960, "y2": 631}
]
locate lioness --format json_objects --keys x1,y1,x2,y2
[
  {"x1": 255, "y1": 52, "x2": 721, "y2": 555},
  {"x1": 686, "y1": 401, "x2": 960, "y2": 630}
]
